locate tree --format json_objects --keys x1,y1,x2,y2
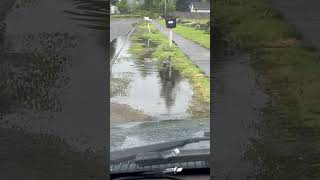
[
  {"x1": 160, "y1": 0, "x2": 176, "y2": 14},
  {"x1": 141, "y1": 0, "x2": 176, "y2": 15},
  {"x1": 116, "y1": 0, "x2": 129, "y2": 14},
  {"x1": 127, "y1": 0, "x2": 142, "y2": 12},
  {"x1": 176, "y1": 0, "x2": 191, "y2": 12},
  {"x1": 111, "y1": 0, "x2": 118, "y2": 5}
]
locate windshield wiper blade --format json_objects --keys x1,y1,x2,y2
[
  {"x1": 112, "y1": 167, "x2": 184, "y2": 180},
  {"x1": 113, "y1": 174, "x2": 182, "y2": 180},
  {"x1": 135, "y1": 149, "x2": 210, "y2": 167},
  {"x1": 111, "y1": 137, "x2": 209, "y2": 164}
]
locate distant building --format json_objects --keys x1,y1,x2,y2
[
  {"x1": 189, "y1": 2, "x2": 210, "y2": 13},
  {"x1": 111, "y1": 5, "x2": 120, "y2": 14}
]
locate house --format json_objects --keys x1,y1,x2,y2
[
  {"x1": 189, "y1": 2, "x2": 210, "y2": 13},
  {"x1": 110, "y1": 5, "x2": 120, "y2": 14}
]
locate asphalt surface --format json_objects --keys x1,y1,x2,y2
[
  {"x1": 266, "y1": 0, "x2": 320, "y2": 48},
  {"x1": 213, "y1": 37, "x2": 269, "y2": 179},
  {"x1": 110, "y1": 18, "x2": 139, "y2": 42},
  {"x1": 152, "y1": 20, "x2": 210, "y2": 77}
]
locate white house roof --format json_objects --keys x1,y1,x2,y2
[{"x1": 191, "y1": 2, "x2": 210, "y2": 11}]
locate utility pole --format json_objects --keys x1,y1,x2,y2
[
  {"x1": 169, "y1": 29, "x2": 172, "y2": 47},
  {"x1": 165, "y1": 0, "x2": 170, "y2": 47},
  {"x1": 164, "y1": 0, "x2": 167, "y2": 19}
]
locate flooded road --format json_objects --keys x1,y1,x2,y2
[
  {"x1": 0, "y1": 0, "x2": 107, "y2": 179},
  {"x1": 110, "y1": 35, "x2": 207, "y2": 124}
]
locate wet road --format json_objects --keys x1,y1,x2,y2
[
  {"x1": 110, "y1": 35, "x2": 195, "y2": 124},
  {"x1": 213, "y1": 36, "x2": 269, "y2": 180},
  {"x1": 110, "y1": 18, "x2": 138, "y2": 42},
  {"x1": 110, "y1": 27, "x2": 210, "y2": 121},
  {"x1": 0, "y1": 0, "x2": 107, "y2": 179}
]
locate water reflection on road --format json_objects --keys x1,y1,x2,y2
[
  {"x1": 64, "y1": 0, "x2": 107, "y2": 31},
  {"x1": 111, "y1": 36, "x2": 197, "y2": 122}
]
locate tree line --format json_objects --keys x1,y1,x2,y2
[{"x1": 111, "y1": 0, "x2": 210, "y2": 14}]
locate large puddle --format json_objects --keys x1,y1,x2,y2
[{"x1": 110, "y1": 34, "x2": 208, "y2": 124}]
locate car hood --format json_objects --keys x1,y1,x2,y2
[{"x1": 111, "y1": 118, "x2": 210, "y2": 152}]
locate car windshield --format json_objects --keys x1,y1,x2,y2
[
  {"x1": 108, "y1": 0, "x2": 211, "y2": 173},
  {"x1": 110, "y1": 119, "x2": 210, "y2": 152}
]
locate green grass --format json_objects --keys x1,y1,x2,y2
[
  {"x1": 158, "y1": 20, "x2": 210, "y2": 49},
  {"x1": 129, "y1": 21, "x2": 210, "y2": 104},
  {"x1": 214, "y1": 0, "x2": 300, "y2": 50},
  {"x1": 214, "y1": 0, "x2": 320, "y2": 176},
  {"x1": 183, "y1": 19, "x2": 210, "y2": 25}
]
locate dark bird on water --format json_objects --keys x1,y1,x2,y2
[{"x1": 163, "y1": 56, "x2": 172, "y2": 68}]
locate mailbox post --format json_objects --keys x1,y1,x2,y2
[{"x1": 165, "y1": 16, "x2": 176, "y2": 47}]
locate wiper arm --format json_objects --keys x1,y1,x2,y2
[
  {"x1": 135, "y1": 148, "x2": 210, "y2": 167},
  {"x1": 112, "y1": 167, "x2": 184, "y2": 180},
  {"x1": 113, "y1": 174, "x2": 183, "y2": 180},
  {"x1": 111, "y1": 136, "x2": 209, "y2": 164}
]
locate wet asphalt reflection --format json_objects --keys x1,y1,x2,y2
[{"x1": 110, "y1": 34, "x2": 209, "y2": 124}]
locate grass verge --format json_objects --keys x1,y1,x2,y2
[
  {"x1": 158, "y1": 19, "x2": 210, "y2": 49},
  {"x1": 214, "y1": 0, "x2": 320, "y2": 177},
  {"x1": 129, "y1": 21, "x2": 210, "y2": 104},
  {"x1": 183, "y1": 19, "x2": 210, "y2": 25}
]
